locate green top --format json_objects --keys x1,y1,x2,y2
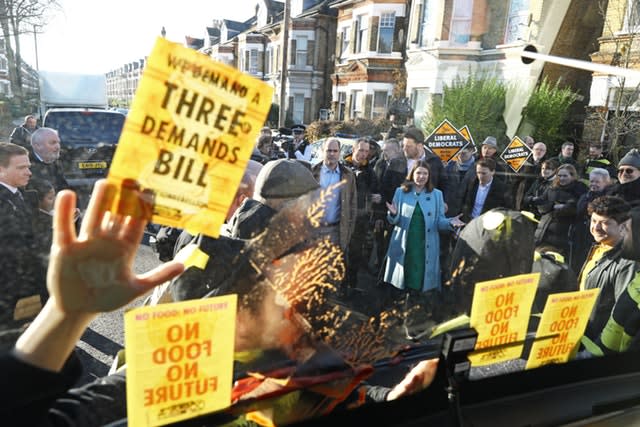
[{"x1": 405, "y1": 202, "x2": 426, "y2": 291}]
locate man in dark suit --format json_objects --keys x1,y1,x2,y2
[
  {"x1": 0, "y1": 142, "x2": 43, "y2": 334},
  {"x1": 29, "y1": 127, "x2": 70, "y2": 193},
  {"x1": 460, "y1": 158, "x2": 512, "y2": 222}
]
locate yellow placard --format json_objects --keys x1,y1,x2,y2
[
  {"x1": 468, "y1": 273, "x2": 539, "y2": 366},
  {"x1": 108, "y1": 37, "x2": 273, "y2": 237},
  {"x1": 525, "y1": 289, "x2": 599, "y2": 370},
  {"x1": 458, "y1": 125, "x2": 476, "y2": 154},
  {"x1": 125, "y1": 295, "x2": 237, "y2": 426},
  {"x1": 500, "y1": 136, "x2": 532, "y2": 173},
  {"x1": 425, "y1": 119, "x2": 470, "y2": 162}
]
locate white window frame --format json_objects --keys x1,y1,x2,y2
[
  {"x1": 341, "y1": 26, "x2": 350, "y2": 57},
  {"x1": 411, "y1": 88, "x2": 430, "y2": 125},
  {"x1": 504, "y1": 0, "x2": 530, "y2": 44},
  {"x1": 623, "y1": 0, "x2": 640, "y2": 32},
  {"x1": 608, "y1": 86, "x2": 640, "y2": 111},
  {"x1": 293, "y1": 93, "x2": 305, "y2": 124},
  {"x1": 450, "y1": 0, "x2": 473, "y2": 45},
  {"x1": 350, "y1": 90, "x2": 362, "y2": 118},
  {"x1": 295, "y1": 36, "x2": 308, "y2": 67},
  {"x1": 243, "y1": 49, "x2": 259, "y2": 74},
  {"x1": 265, "y1": 47, "x2": 272, "y2": 74},
  {"x1": 418, "y1": 0, "x2": 432, "y2": 47},
  {"x1": 378, "y1": 12, "x2": 395, "y2": 53},
  {"x1": 355, "y1": 15, "x2": 368, "y2": 53},
  {"x1": 372, "y1": 91, "x2": 388, "y2": 119},
  {"x1": 249, "y1": 49, "x2": 259, "y2": 74},
  {"x1": 337, "y1": 91, "x2": 346, "y2": 121}
]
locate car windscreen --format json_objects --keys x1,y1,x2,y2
[
  {"x1": 6, "y1": 1, "x2": 640, "y2": 426},
  {"x1": 43, "y1": 111, "x2": 125, "y2": 146}
]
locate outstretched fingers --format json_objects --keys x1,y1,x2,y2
[
  {"x1": 79, "y1": 180, "x2": 116, "y2": 240},
  {"x1": 117, "y1": 186, "x2": 154, "y2": 245},
  {"x1": 133, "y1": 261, "x2": 185, "y2": 291},
  {"x1": 53, "y1": 190, "x2": 78, "y2": 248}
]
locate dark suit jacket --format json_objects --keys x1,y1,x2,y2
[
  {"x1": 460, "y1": 178, "x2": 512, "y2": 222},
  {"x1": 373, "y1": 157, "x2": 406, "y2": 217},
  {"x1": 9, "y1": 125, "x2": 36, "y2": 149},
  {"x1": 0, "y1": 185, "x2": 45, "y2": 330}
]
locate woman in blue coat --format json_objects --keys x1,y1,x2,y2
[{"x1": 384, "y1": 161, "x2": 465, "y2": 292}]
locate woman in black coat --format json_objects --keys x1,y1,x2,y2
[
  {"x1": 522, "y1": 159, "x2": 559, "y2": 218},
  {"x1": 534, "y1": 164, "x2": 588, "y2": 260}
]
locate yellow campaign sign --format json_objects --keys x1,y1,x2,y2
[
  {"x1": 468, "y1": 273, "x2": 539, "y2": 367},
  {"x1": 425, "y1": 119, "x2": 470, "y2": 162},
  {"x1": 458, "y1": 125, "x2": 477, "y2": 154},
  {"x1": 125, "y1": 295, "x2": 237, "y2": 426},
  {"x1": 500, "y1": 136, "x2": 532, "y2": 173},
  {"x1": 108, "y1": 37, "x2": 273, "y2": 237},
  {"x1": 525, "y1": 289, "x2": 599, "y2": 370}
]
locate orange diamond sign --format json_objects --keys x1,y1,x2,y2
[
  {"x1": 425, "y1": 119, "x2": 470, "y2": 162},
  {"x1": 500, "y1": 136, "x2": 532, "y2": 173},
  {"x1": 458, "y1": 125, "x2": 477, "y2": 154}
]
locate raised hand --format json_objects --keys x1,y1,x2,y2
[{"x1": 47, "y1": 179, "x2": 184, "y2": 315}]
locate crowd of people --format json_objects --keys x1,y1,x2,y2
[
  {"x1": 2, "y1": 114, "x2": 640, "y2": 424},
  {"x1": 1, "y1": 127, "x2": 441, "y2": 425},
  {"x1": 292, "y1": 127, "x2": 633, "y2": 321},
  {"x1": 152, "y1": 125, "x2": 640, "y2": 347},
  {"x1": 153, "y1": 124, "x2": 640, "y2": 358}
]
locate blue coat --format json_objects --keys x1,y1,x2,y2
[{"x1": 384, "y1": 187, "x2": 452, "y2": 292}]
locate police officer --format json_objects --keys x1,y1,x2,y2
[{"x1": 287, "y1": 124, "x2": 312, "y2": 162}]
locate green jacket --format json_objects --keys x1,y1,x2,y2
[
  {"x1": 580, "y1": 243, "x2": 640, "y2": 346},
  {"x1": 585, "y1": 272, "x2": 640, "y2": 355}
]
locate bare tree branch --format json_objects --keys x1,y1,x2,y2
[{"x1": 0, "y1": 0, "x2": 61, "y2": 102}]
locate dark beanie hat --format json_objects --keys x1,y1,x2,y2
[
  {"x1": 254, "y1": 159, "x2": 319, "y2": 199},
  {"x1": 619, "y1": 148, "x2": 640, "y2": 169}
]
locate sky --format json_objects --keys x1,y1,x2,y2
[{"x1": 19, "y1": 0, "x2": 256, "y2": 74}]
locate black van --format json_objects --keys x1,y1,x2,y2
[{"x1": 42, "y1": 108, "x2": 126, "y2": 191}]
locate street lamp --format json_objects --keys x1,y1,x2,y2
[
  {"x1": 279, "y1": 0, "x2": 290, "y2": 128},
  {"x1": 33, "y1": 24, "x2": 39, "y2": 71}
]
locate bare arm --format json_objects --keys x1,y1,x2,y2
[
  {"x1": 14, "y1": 180, "x2": 184, "y2": 372},
  {"x1": 386, "y1": 358, "x2": 439, "y2": 401}
]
